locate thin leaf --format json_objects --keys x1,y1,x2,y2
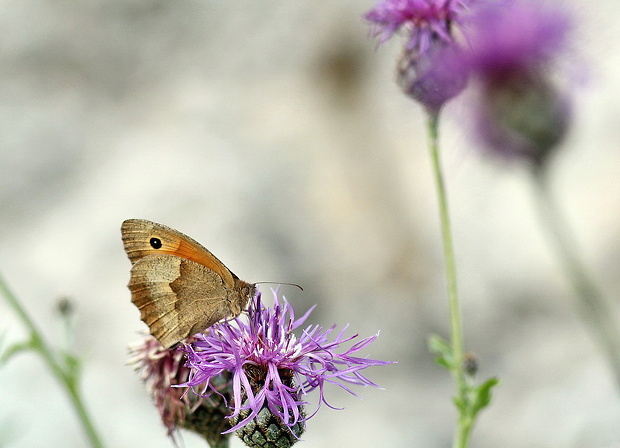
[
  {"x1": 0, "y1": 339, "x2": 36, "y2": 365},
  {"x1": 427, "y1": 334, "x2": 453, "y2": 369},
  {"x1": 453, "y1": 395, "x2": 467, "y2": 413},
  {"x1": 427, "y1": 334, "x2": 451, "y2": 355},
  {"x1": 472, "y1": 377, "x2": 499, "y2": 415}
]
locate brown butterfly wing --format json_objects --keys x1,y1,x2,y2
[
  {"x1": 129, "y1": 254, "x2": 234, "y2": 348},
  {"x1": 121, "y1": 219, "x2": 235, "y2": 287}
]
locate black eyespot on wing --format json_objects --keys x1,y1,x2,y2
[{"x1": 150, "y1": 237, "x2": 162, "y2": 249}]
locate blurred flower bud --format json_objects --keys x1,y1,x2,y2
[
  {"x1": 477, "y1": 74, "x2": 570, "y2": 167},
  {"x1": 397, "y1": 42, "x2": 469, "y2": 113},
  {"x1": 461, "y1": 1, "x2": 574, "y2": 167}
]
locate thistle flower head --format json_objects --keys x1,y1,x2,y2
[
  {"x1": 365, "y1": 0, "x2": 473, "y2": 111},
  {"x1": 128, "y1": 336, "x2": 232, "y2": 446},
  {"x1": 180, "y1": 290, "x2": 392, "y2": 434},
  {"x1": 465, "y1": 1, "x2": 571, "y2": 83},
  {"x1": 128, "y1": 335, "x2": 196, "y2": 435},
  {"x1": 365, "y1": 0, "x2": 473, "y2": 53},
  {"x1": 462, "y1": 1, "x2": 574, "y2": 165}
]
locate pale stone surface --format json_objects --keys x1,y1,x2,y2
[{"x1": 1, "y1": 1, "x2": 620, "y2": 447}]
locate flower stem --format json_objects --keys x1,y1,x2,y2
[
  {"x1": 0, "y1": 273, "x2": 105, "y2": 448},
  {"x1": 532, "y1": 168, "x2": 620, "y2": 391},
  {"x1": 426, "y1": 113, "x2": 468, "y2": 448}
]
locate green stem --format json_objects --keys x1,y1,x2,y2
[
  {"x1": 426, "y1": 112, "x2": 468, "y2": 448},
  {"x1": 532, "y1": 169, "x2": 620, "y2": 391},
  {"x1": 0, "y1": 274, "x2": 105, "y2": 448}
]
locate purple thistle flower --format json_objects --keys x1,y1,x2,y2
[
  {"x1": 365, "y1": 0, "x2": 472, "y2": 54},
  {"x1": 464, "y1": 1, "x2": 571, "y2": 82},
  {"x1": 364, "y1": 0, "x2": 473, "y2": 112},
  {"x1": 128, "y1": 335, "x2": 233, "y2": 445},
  {"x1": 128, "y1": 335, "x2": 198, "y2": 435},
  {"x1": 462, "y1": 1, "x2": 573, "y2": 165},
  {"x1": 179, "y1": 290, "x2": 392, "y2": 434}
]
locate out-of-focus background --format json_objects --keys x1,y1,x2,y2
[{"x1": 1, "y1": 1, "x2": 620, "y2": 447}]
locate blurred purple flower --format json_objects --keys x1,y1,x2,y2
[
  {"x1": 462, "y1": 1, "x2": 573, "y2": 165},
  {"x1": 179, "y1": 290, "x2": 392, "y2": 433},
  {"x1": 365, "y1": 0, "x2": 474, "y2": 112},
  {"x1": 396, "y1": 41, "x2": 469, "y2": 112},
  {"x1": 129, "y1": 335, "x2": 233, "y2": 445},
  {"x1": 365, "y1": 0, "x2": 472, "y2": 54},
  {"x1": 128, "y1": 335, "x2": 202, "y2": 435},
  {"x1": 464, "y1": 1, "x2": 571, "y2": 82}
]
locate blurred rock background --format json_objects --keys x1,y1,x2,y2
[{"x1": 1, "y1": 0, "x2": 620, "y2": 447}]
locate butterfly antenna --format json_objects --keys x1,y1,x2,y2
[{"x1": 255, "y1": 281, "x2": 304, "y2": 291}]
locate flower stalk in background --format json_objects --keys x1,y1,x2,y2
[
  {"x1": 0, "y1": 274, "x2": 104, "y2": 448},
  {"x1": 461, "y1": 0, "x2": 620, "y2": 390},
  {"x1": 533, "y1": 174, "x2": 620, "y2": 391},
  {"x1": 365, "y1": 1, "x2": 499, "y2": 447},
  {"x1": 424, "y1": 111, "x2": 498, "y2": 448},
  {"x1": 178, "y1": 290, "x2": 391, "y2": 448}
]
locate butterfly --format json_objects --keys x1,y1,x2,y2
[{"x1": 121, "y1": 219, "x2": 255, "y2": 348}]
